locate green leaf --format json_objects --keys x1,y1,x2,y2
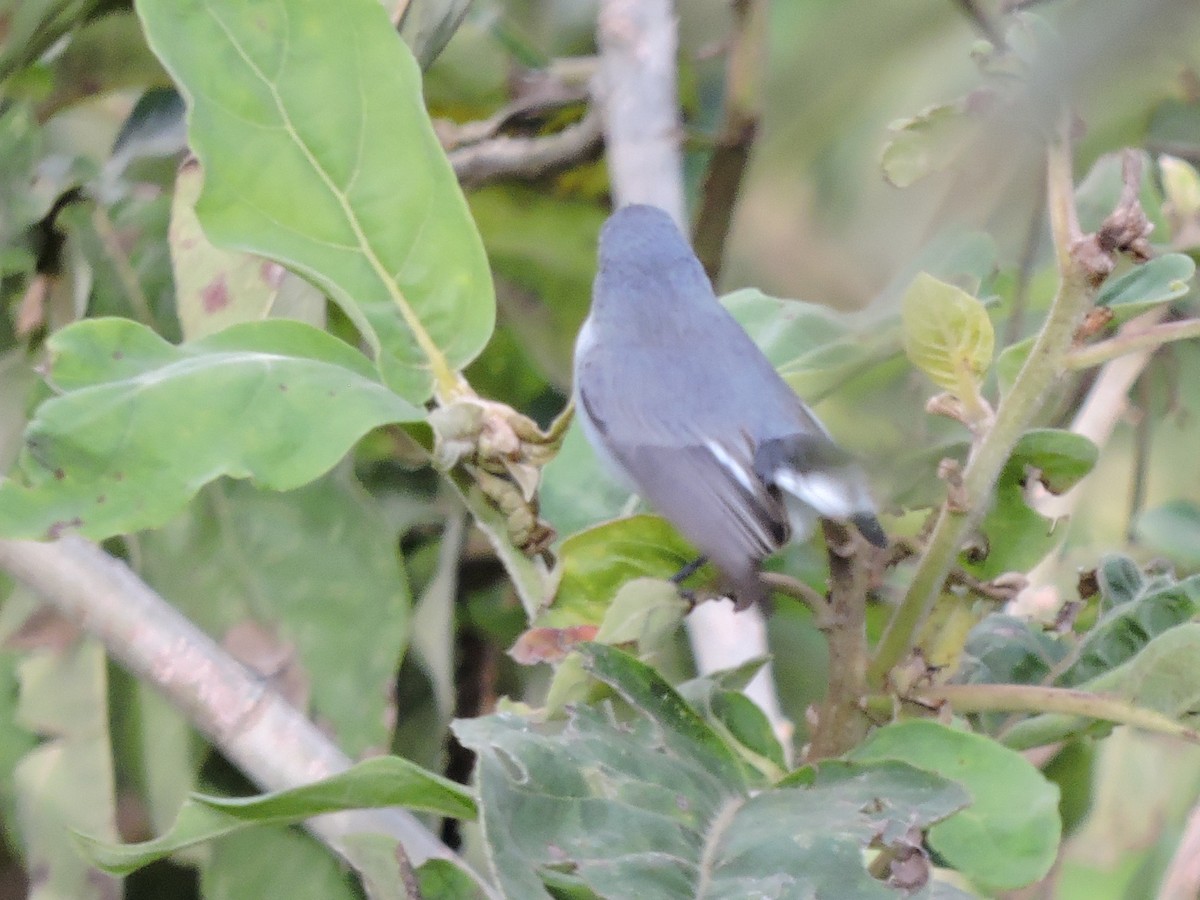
[
  {"x1": 1058, "y1": 572, "x2": 1200, "y2": 687},
  {"x1": 169, "y1": 157, "x2": 281, "y2": 340},
  {"x1": 1095, "y1": 254, "x2": 1195, "y2": 322},
  {"x1": 454, "y1": 703, "x2": 968, "y2": 900},
  {"x1": 851, "y1": 720, "x2": 1061, "y2": 891},
  {"x1": 723, "y1": 288, "x2": 886, "y2": 401},
  {"x1": 1008, "y1": 428, "x2": 1099, "y2": 495},
  {"x1": 0, "y1": 318, "x2": 421, "y2": 540},
  {"x1": 137, "y1": 0, "x2": 495, "y2": 401},
  {"x1": 699, "y1": 686, "x2": 788, "y2": 776},
  {"x1": 995, "y1": 335, "x2": 1033, "y2": 398},
  {"x1": 881, "y1": 102, "x2": 976, "y2": 189},
  {"x1": 970, "y1": 429, "x2": 1098, "y2": 577},
  {"x1": 76, "y1": 755, "x2": 476, "y2": 875},
  {"x1": 1002, "y1": 623, "x2": 1200, "y2": 750},
  {"x1": 544, "y1": 515, "x2": 703, "y2": 628},
  {"x1": 1160, "y1": 154, "x2": 1200, "y2": 226},
  {"x1": 957, "y1": 614, "x2": 1069, "y2": 687},
  {"x1": 1096, "y1": 554, "x2": 1146, "y2": 609},
  {"x1": 593, "y1": 577, "x2": 689, "y2": 651},
  {"x1": 13, "y1": 639, "x2": 121, "y2": 899},
  {"x1": 901, "y1": 272, "x2": 994, "y2": 400},
  {"x1": 1135, "y1": 499, "x2": 1200, "y2": 568},
  {"x1": 202, "y1": 826, "x2": 359, "y2": 900},
  {"x1": 137, "y1": 471, "x2": 410, "y2": 757},
  {"x1": 581, "y1": 643, "x2": 753, "y2": 788},
  {"x1": 417, "y1": 859, "x2": 486, "y2": 900},
  {"x1": 1083, "y1": 623, "x2": 1200, "y2": 723}
]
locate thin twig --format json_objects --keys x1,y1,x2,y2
[
  {"x1": 1067, "y1": 317, "x2": 1200, "y2": 369},
  {"x1": 916, "y1": 682, "x2": 1200, "y2": 744},
  {"x1": 760, "y1": 572, "x2": 829, "y2": 621},
  {"x1": 437, "y1": 74, "x2": 591, "y2": 150},
  {"x1": 0, "y1": 536, "x2": 496, "y2": 898},
  {"x1": 692, "y1": 0, "x2": 766, "y2": 281},
  {"x1": 448, "y1": 107, "x2": 603, "y2": 186}
]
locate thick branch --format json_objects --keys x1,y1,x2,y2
[
  {"x1": 806, "y1": 523, "x2": 871, "y2": 760},
  {"x1": 0, "y1": 537, "x2": 494, "y2": 897},
  {"x1": 596, "y1": 0, "x2": 686, "y2": 226}
]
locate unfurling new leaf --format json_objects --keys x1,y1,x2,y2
[{"x1": 901, "y1": 272, "x2": 994, "y2": 415}]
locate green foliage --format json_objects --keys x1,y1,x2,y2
[
  {"x1": 77, "y1": 755, "x2": 476, "y2": 875},
  {"x1": 3, "y1": 0, "x2": 1200, "y2": 897},
  {"x1": 1095, "y1": 254, "x2": 1196, "y2": 321},
  {"x1": 971, "y1": 429, "x2": 1099, "y2": 577},
  {"x1": 0, "y1": 319, "x2": 420, "y2": 539},
  {"x1": 454, "y1": 645, "x2": 973, "y2": 899},
  {"x1": 137, "y1": 0, "x2": 495, "y2": 402},
  {"x1": 851, "y1": 721, "x2": 1061, "y2": 891}
]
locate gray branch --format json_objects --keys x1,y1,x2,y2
[
  {"x1": 596, "y1": 0, "x2": 687, "y2": 227},
  {"x1": 0, "y1": 536, "x2": 495, "y2": 897}
]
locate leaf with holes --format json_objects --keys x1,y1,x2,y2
[{"x1": 454, "y1": 644, "x2": 970, "y2": 899}]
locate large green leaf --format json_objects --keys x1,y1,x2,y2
[
  {"x1": 851, "y1": 720, "x2": 1061, "y2": 892},
  {"x1": 169, "y1": 157, "x2": 281, "y2": 340},
  {"x1": 137, "y1": 471, "x2": 411, "y2": 757},
  {"x1": 881, "y1": 102, "x2": 976, "y2": 189},
  {"x1": 454, "y1": 646, "x2": 970, "y2": 899},
  {"x1": 77, "y1": 755, "x2": 476, "y2": 875},
  {"x1": 136, "y1": 0, "x2": 495, "y2": 401},
  {"x1": 0, "y1": 318, "x2": 421, "y2": 540}
]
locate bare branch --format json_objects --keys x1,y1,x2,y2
[
  {"x1": 596, "y1": 0, "x2": 686, "y2": 226},
  {"x1": 449, "y1": 107, "x2": 603, "y2": 186}
]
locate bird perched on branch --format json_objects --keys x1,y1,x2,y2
[{"x1": 573, "y1": 204, "x2": 886, "y2": 609}]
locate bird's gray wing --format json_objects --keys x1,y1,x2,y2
[{"x1": 577, "y1": 383, "x2": 787, "y2": 604}]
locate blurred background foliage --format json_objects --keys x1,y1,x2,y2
[{"x1": 2, "y1": 0, "x2": 1200, "y2": 897}]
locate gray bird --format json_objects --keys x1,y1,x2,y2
[{"x1": 573, "y1": 204, "x2": 886, "y2": 609}]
